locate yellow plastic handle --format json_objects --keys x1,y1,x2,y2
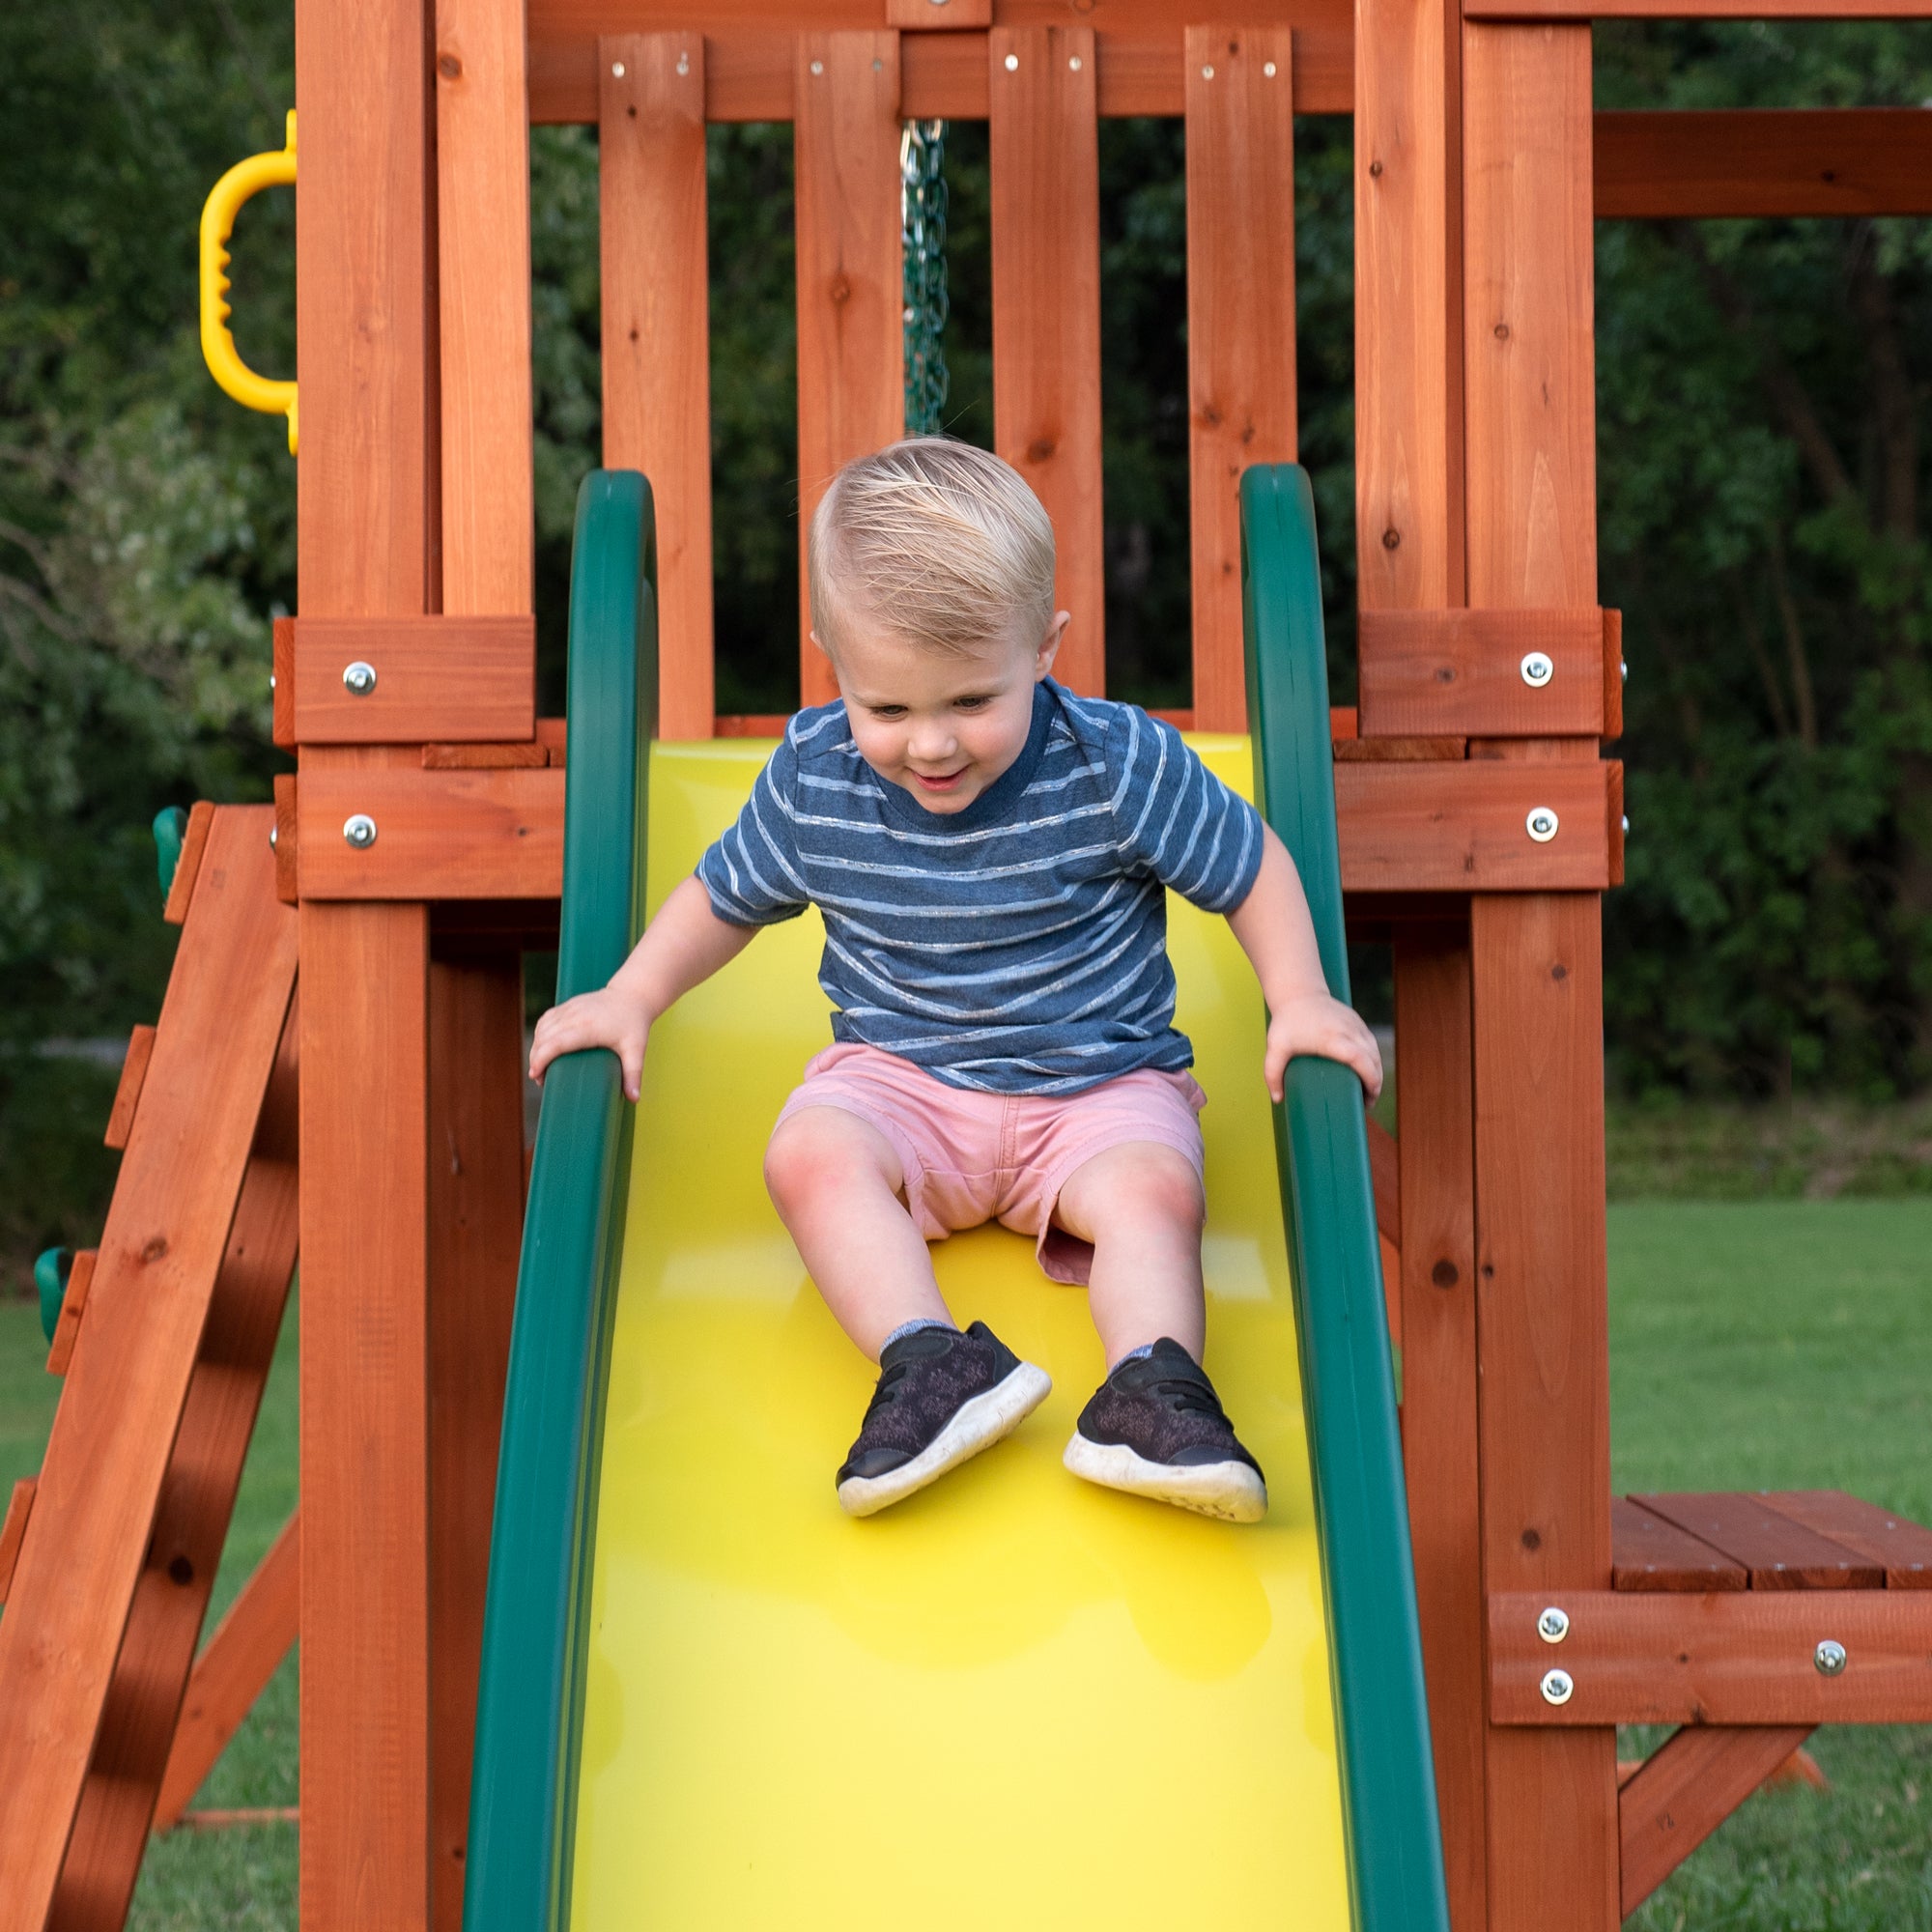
[{"x1": 200, "y1": 111, "x2": 298, "y2": 454}]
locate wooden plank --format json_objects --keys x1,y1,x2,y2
[
  {"x1": 1391, "y1": 921, "x2": 1487, "y2": 1932},
  {"x1": 1358, "y1": 608, "x2": 1608, "y2": 737},
  {"x1": 1490, "y1": 1588, "x2": 1932, "y2": 1725},
  {"x1": 163, "y1": 801, "x2": 215, "y2": 927},
  {"x1": 1332, "y1": 736, "x2": 1468, "y2": 762},
  {"x1": 794, "y1": 29, "x2": 904, "y2": 708},
  {"x1": 0, "y1": 809, "x2": 295, "y2": 1932},
  {"x1": 51, "y1": 1001, "x2": 299, "y2": 1928},
  {"x1": 1471, "y1": 0, "x2": 1929, "y2": 20},
  {"x1": 437, "y1": 0, "x2": 536, "y2": 621},
  {"x1": 0, "y1": 1480, "x2": 34, "y2": 1605},
  {"x1": 1365, "y1": 1115, "x2": 1400, "y2": 1247},
  {"x1": 272, "y1": 618, "x2": 296, "y2": 748},
  {"x1": 1619, "y1": 1724, "x2": 1814, "y2": 1915},
  {"x1": 1634, "y1": 1492, "x2": 1884, "y2": 1591},
  {"x1": 153, "y1": 1513, "x2": 302, "y2": 1834},
  {"x1": 103, "y1": 1026, "x2": 157, "y2": 1151},
  {"x1": 298, "y1": 768, "x2": 565, "y2": 901},
  {"x1": 272, "y1": 777, "x2": 298, "y2": 905},
  {"x1": 1762, "y1": 1491, "x2": 1932, "y2": 1590},
  {"x1": 422, "y1": 741, "x2": 551, "y2": 768},
  {"x1": 44, "y1": 1248, "x2": 98, "y2": 1378},
  {"x1": 991, "y1": 23, "x2": 1105, "y2": 696},
  {"x1": 292, "y1": 615, "x2": 536, "y2": 744},
  {"x1": 1184, "y1": 25, "x2": 1296, "y2": 732},
  {"x1": 1612, "y1": 1496, "x2": 1747, "y2": 1593},
  {"x1": 427, "y1": 956, "x2": 527, "y2": 1932},
  {"x1": 601, "y1": 32, "x2": 715, "y2": 738},
  {"x1": 889, "y1": 0, "x2": 988, "y2": 27}
]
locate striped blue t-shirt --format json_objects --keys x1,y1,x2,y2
[{"x1": 695, "y1": 678, "x2": 1265, "y2": 1094}]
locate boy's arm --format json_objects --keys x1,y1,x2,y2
[
  {"x1": 528, "y1": 874, "x2": 757, "y2": 1100},
  {"x1": 1225, "y1": 824, "x2": 1383, "y2": 1102}
]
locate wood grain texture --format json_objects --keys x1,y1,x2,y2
[
  {"x1": 1761, "y1": 1491, "x2": 1932, "y2": 1588},
  {"x1": 1391, "y1": 922, "x2": 1486, "y2": 1932},
  {"x1": 272, "y1": 777, "x2": 298, "y2": 904},
  {"x1": 1365, "y1": 1115, "x2": 1401, "y2": 1246},
  {"x1": 795, "y1": 30, "x2": 904, "y2": 707},
  {"x1": 0, "y1": 810, "x2": 295, "y2": 1932},
  {"x1": 1490, "y1": 1588, "x2": 1932, "y2": 1725},
  {"x1": 1470, "y1": 0, "x2": 1931, "y2": 19},
  {"x1": 601, "y1": 33, "x2": 715, "y2": 737},
  {"x1": 889, "y1": 0, "x2": 986, "y2": 24},
  {"x1": 293, "y1": 615, "x2": 536, "y2": 744},
  {"x1": 1358, "y1": 607, "x2": 1607, "y2": 737},
  {"x1": 103, "y1": 1028, "x2": 156, "y2": 1151},
  {"x1": 1634, "y1": 1493, "x2": 1884, "y2": 1591},
  {"x1": 273, "y1": 618, "x2": 296, "y2": 747},
  {"x1": 426, "y1": 956, "x2": 527, "y2": 1932},
  {"x1": 437, "y1": 0, "x2": 536, "y2": 618},
  {"x1": 163, "y1": 802, "x2": 215, "y2": 927},
  {"x1": 51, "y1": 1002, "x2": 298, "y2": 1931},
  {"x1": 43, "y1": 1250, "x2": 99, "y2": 1379},
  {"x1": 991, "y1": 24, "x2": 1105, "y2": 696},
  {"x1": 1612, "y1": 1496, "x2": 1747, "y2": 1592},
  {"x1": 1619, "y1": 1724, "x2": 1815, "y2": 1914},
  {"x1": 300, "y1": 900, "x2": 431, "y2": 1932},
  {"x1": 0, "y1": 1480, "x2": 34, "y2": 1604},
  {"x1": 153, "y1": 1513, "x2": 301, "y2": 1833},
  {"x1": 1184, "y1": 26, "x2": 1296, "y2": 731}
]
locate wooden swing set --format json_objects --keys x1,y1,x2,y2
[{"x1": 4, "y1": 0, "x2": 1932, "y2": 1924}]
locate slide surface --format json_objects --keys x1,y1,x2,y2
[{"x1": 464, "y1": 469, "x2": 1447, "y2": 1932}]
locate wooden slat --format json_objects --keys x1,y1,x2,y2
[
  {"x1": 43, "y1": 1248, "x2": 98, "y2": 1378},
  {"x1": 422, "y1": 740, "x2": 552, "y2": 768},
  {"x1": 1184, "y1": 25, "x2": 1296, "y2": 732},
  {"x1": 271, "y1": 776, "x2": 298, "y2": 905},
  {"x1": 292, "y1": 615, "x2": 536, "y2": 744},
  {"x1": 1762, "y1": 1491, "x2": 1932, "y2": 1590},
  {"x1": 1634, "y1": 1492, "x2": 1884, "y2": 1591},
  {"x1": 163, "y1": 801, "x2": 215, "y2": 927},
  {"x1": 0, "y1": 1480, "x2": 34, "y2": 1605},
  {"x1": 52, "y1": 999, "x2": 298, "y2": 1928},
  {"x1": 601, "y1": 32, "x2": 715, "y2": 738},
  {"x1": 103, "y1": 1026, "x2": 157, "y2": 1151},
  {"x1": 990, "y1": 23, "x2": 1105, "y2": 696},
  {"x1": 1471, "y1": 0, "x2": 1929, "y2": 19},
  {"x1": 1490, "y1": 1588, "x2": 1932, "y2": 1725},
  {"x1": 1392, "y1": 921, "x2": 1487, "y2": 1932},
  {"x1": 1365, "y1": 1115, "x2": 1400, "y2": 1246},
  {"x1": 153, "y1": 1513, "x2": 302, "y2": 1834},
  {"x1": 1612, "y1": 1495, "x2": 1747, "y2": 1592},
  {"x1": 272, "y1": 618, "x2": 295, "y2": 748},
  {"x1": 794, "y1": 29, "x2": 904, "y2": 707},
  {"x1": 1619, "y1": 1724, "x2": 1814, "y2": 1915},
  {"x1": 0, "y1": 809, "x2": 296, "y2": 1932},
  {"x1": 1358, "y1": 608, "x2": 1609, "y2": 738},
  {"x1": 427, "y1": 956, "x2": 527, "y2": 1932},
  {"x1": 1332, "y1": 736, "x2": 1468, "y2": 761},
  {"x1": 889, "y1": 0, "x2": 988, "y2": 25}
]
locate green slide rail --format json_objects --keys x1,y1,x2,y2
[
  {"x1": 465, "y1": 470, "x2": 657, "y2": 1932},
  {"x1": 1242, "y1": 464, "x2": 1450, "y2": 1930}
]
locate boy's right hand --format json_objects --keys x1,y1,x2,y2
[{"x1": 528, "y1": 988, "x2": 651, "y2": 1102}]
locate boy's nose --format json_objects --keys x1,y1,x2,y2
[{"x1": 908, "y1": 722, "x2": 958, "y2": 764}]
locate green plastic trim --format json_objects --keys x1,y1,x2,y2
[
  {"x1": 33, "y1": 1247, "x2": 71, "y2": 1346},
  {"x1": 464, "y1": 471, "x2": 657, "y2": 1932},
  {"x1": 153, "y1": 807, "x2": 189, "y2": 903},
  {"x1": 1242, "y1": 465, "x2": 1450, "y2": 1932}
]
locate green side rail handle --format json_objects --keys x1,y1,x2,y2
[
  {"x1": 154, "y1": 807, "x2": 190, "y2": 903},
  {"x1": 1242, "y1": 465, "x2": 1450, "y2": 1932},
  {"x1": 34, "y1": 1249, "x2": 71, "y2": 1346},
  {"x1": 465, "y1": 471, "x2": 656, "y2": 1932}
]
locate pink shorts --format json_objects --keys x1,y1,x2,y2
[{"x1": 772, "y1": 1041, "x2": 1207, "y2": 1285}]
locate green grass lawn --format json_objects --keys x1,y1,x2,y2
[{"x1": 2, "y1": 1203, "x2": 1927, "y2": 1927}]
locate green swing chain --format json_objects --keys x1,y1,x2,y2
[{"x1": 899, "y1": 119, "x2": 951, "y2": 437}]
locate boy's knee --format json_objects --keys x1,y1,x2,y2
[
  {"x1": 1078, "y1": 1143, "x2": 1205, "y2": 1232},
  {"x1": 763, "y1": 1109, "x2": 895, "y2": 1213}
]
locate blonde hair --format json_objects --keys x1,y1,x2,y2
[{"x1": 807, "y1": 438, "x2": 1057, "y2": 658}]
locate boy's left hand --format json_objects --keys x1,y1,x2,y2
[{"x1": 1263, "y1": 993, "x2": 1383, "y2": 1103}]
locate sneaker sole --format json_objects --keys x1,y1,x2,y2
[
  {"x1": 838, "y1": 1362, "x2": 1052, "y2": 1519},
  {"x1": 1062, "y1": 1433, "x2": 1268, "y2": 1524}
]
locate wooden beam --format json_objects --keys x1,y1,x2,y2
[
  {"x1": 292, "y1": 616, "x2": 536, "y2": 745},
  {"x1": 1358, "y1": 608, "x2": 1617, "y2": 739},
  {"x1": 1184, "y1": 25, "x2": 1296, "y2": 732},
  {"x1": 1491, "y1": 1588, "x2": 1932, "y2": 1725},
  {"x1": 103, "y1": 1026, "x2": 157, "y2": 1151},
  {"x1": 601, "y1": 33, "x2": 716, "y2": 738},
  {"x1": 991, "y1": 23, "x2": 1105, "y2": 696},
  {"x1": 1619, "y1": 1724, "x2": 1815, "y2": 1915},
  {"x1": 1364, "y1": 1115, "x2": 1400, "y2": 1246}
]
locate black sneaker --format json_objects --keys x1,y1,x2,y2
[
  {"x1": 1064, "y1": 1338, "x2": 1267, "y2": 1523},
  {"x1": 837, "y1": 1321, "x2": 1051, "y2": 1518}
]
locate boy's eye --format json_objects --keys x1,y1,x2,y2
[
  {"x1": 867, "y1": 704, "x2": 908, "y2": 720},
  {"x1": 953, "y1": 696, "x2": 992, "y2": 712}
]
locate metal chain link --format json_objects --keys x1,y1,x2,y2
[{"x1": 900, "y1": 119, "x2": 951, "y2": 436}]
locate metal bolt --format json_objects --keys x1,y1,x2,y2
[
  {"x1": 1068, "y1": 54, "x2": 1082, "y2": 70},
  {"x1": 610, "y1": 60, "x2": 625, "y2": 77},
  {"x1": 1621, "y1": 814, "x2": 1631, "y2": 835},
  {"x1": 1621, "y1": 659, "x2": 1629, "y2": 683},
  {"x1": 1005, "y1": 51, "x2": 1019, "y2": 71},
  {"x1": 1537, "y1": 1605, "x2": 1570, "y2": 1644},
  {"x1": 1815, "y1": 1638, "x2": 1848, "y2": 1677},
  {"x1": 1202, "y1": 64, "x2": 1215, "y2": 78},
  {"x1": 1540, "y1": 1667, "x2": 1575, "y2": 1707},
  {"x1": 810, "y1": 58, "x2": 824, "y2": 74},
  {"x1": 1520, "y1": 649, "x2": 1554, "y2": 688},
  {"x1": 1263, "y1": 60, "x2": 1277, "y2": 76},
  {"x1": 676, "y1": 51, "x2": 690, "y2": 73},
  {"x1": 1525, "y1": 807, "x2": 1559, "y2": 844},
  {"x1": 343, "y1": 813, "x2": 378, "y2": 850},
  {"x1": 269, "y1": 824, "x2": 277, "y2": 849},
  {"x1": 269, "y1": 672, "x2": 276, "y2": 691},
  {"x1": 342, "y1": 660, "x2": 378, "y2": 696}
]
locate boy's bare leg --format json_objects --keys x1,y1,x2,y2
[
  {"x1": 1052, "y1": 1143, "x2": 1207, "y2": 1366},
  {"x1": 764, "y1": 1105, "x2": 953, "y2": 1360}
]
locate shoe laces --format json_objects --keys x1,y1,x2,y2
[
  {"x1": 861, "y1": 1359, "x2": 911, "y2": 1425},
  {"x1": 1147, "y1": 1373, "x2": 1224, "y2": 1422}
]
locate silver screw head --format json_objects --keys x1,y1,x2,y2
[
  {"x1": 269, "y1": 824, "x2": 277, "y2": 849},
  {"x1": 342, "y1": 813, "x2": 378, "y2": 850},
  {"x1": 610, "y1": 60, "x2": 625, "y2": 77},
  {"x1": 1520, "y1": 650, "x2": 1554, "y2": 688},
  {"x1": 1622, "y1": 814, "x2": 1632, "y2": 835},
  {"x1": 1263, "y1": 60, "x2": 1278, "y2": 76},
  {"x1": 1005, "y1": 51, "x2": 1019, "y2": 71},
  {"x1": 1525, "y1": 807, "x2": 1559, "y2": 843},
  {"x1": 1539, "y1": 1667, "x2": 1575, "y2": 1706},
  {"x1": 342, "y1": 660, "x2": 378, "y2": 696},
  {"x1": 1621, "y1": 659, "x2": 1629, "y2": 683},
  {"x1": 1537, "y1": 1605, "x2": 1570, "y2": 1644},
  {"x1": 1815, "y1": 1638, "x2": 1848, "y2": 1677}
]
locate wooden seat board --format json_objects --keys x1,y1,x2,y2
[
  {"x1": 1760, "y1": 1491, "x2": 1932, "y2": 1591},
  {"x1": 1631, "y1": 1492, "x2": 1884, "y2": 1591},
  {"x1": 1610, "y1": 1496, "x2": 1747, "y2": 1592}
]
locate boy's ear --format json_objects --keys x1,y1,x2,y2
[{"x1": 1036, "y1": 611, "x2": 1071, "y2": 678}]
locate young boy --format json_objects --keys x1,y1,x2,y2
[{"x1": 529, "y1": 439, "x2": 1380, "y2": 1525}]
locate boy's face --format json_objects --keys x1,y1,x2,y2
[{"x1": 819, "y1": 605, "x2": 1070, "y2": 815}]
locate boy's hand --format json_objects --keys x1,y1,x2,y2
[
  {"x1": 1263, "y1": 992, "x2": 1383, "y2": 1104},
  {"x1": 528, "y1": 988, "x2": 651, "y2": 1101}
]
